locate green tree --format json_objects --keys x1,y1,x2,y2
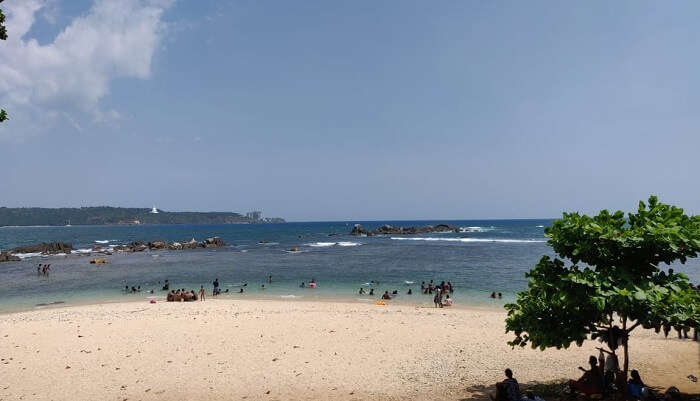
[
  {"x1": 0, "y1": 0, "x2": 7, "y2": 123},
  {"x1": 505, "y1": 196, "x2": 700, "y2": 376}
]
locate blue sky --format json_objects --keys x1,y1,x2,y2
[{"x1": 1, "y1": 1, "x2": 698, "y2": 221}]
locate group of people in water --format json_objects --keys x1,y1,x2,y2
[
  {"x1": 166, "y1": 287, "x2": 206, "y2": 302},
  {"x1": 36, "y1": 264, "x2": 51, "y2": 277},
  {"x1": 355, "y1": 279, "x2": 455, "y2": 307}
]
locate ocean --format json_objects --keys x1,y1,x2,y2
[{"x1": 1, "y1": 220, "x2": 698, "y2": 313}]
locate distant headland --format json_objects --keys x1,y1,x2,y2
[{"x1": 0, "y1": 207, "x2": 285, "y2": 227}]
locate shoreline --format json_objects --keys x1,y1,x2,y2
[
  {"x1": 1, "y1": 299, "x2": 698, "y2": 401},
  {"x1": 0, "y1": 292, "x2": 508, "y2": 316}
]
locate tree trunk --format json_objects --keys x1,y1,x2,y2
[{"x1": 622, "y1": 316, "x2": 629, "y2": 377}]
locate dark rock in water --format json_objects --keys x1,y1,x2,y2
[
  {"x1": 0, "y1": 251, "x2": 21, "y2": 262},
  {"x1": 9, "y1": 242, "x2": 73, "y2": 255},
  {"x1": 203, "y1": 237, "x2": 226, "y2": 248},
  {"x1": 349, "y1": 223, "x2": 459, "y2": 236},
  {"x1": 148, "y1": 240, "x2": 169, "y2": 250},
  {"x1": 114, "y1": 237, "x2": 226, "y2": 252},
  {"x1": 133, "y1": 244, "x2": 148, "y2": 252},
  {"x1": 350, "y1": 224, "x2": 368, "y2": 236}
]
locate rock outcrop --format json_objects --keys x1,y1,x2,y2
[
  {"x1": 10, "y1": 242, "x2": 73, "y2": 255},
  {"x1": 114, "y1": 237, "x2": 226, "y2": 252},
  {"x1": 0, "y1": 251, "x2": 21, "y2": 262},
  {"x1": 350, "y1": 224, "x2": 459, "y2": 236}
]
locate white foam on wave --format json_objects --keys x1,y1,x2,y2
[
  {"x1": 459, "y1": 226, "x2": 495, "y2": 233},
  {"x1": 391, "y1": 237, "x2": 545, "y2": 243},
  {"x1": 280, "y1": 294, "x2": 301, "y2": 299},
  {"x1": 14, "y1": 252, "x2": 43, "y2": 259},
  {"x1": 307, "y1": 242, "x2": 335, "y2": 247},
  {"x1": 74, "y1": 248, "x2": 93, "y2": 254},
  {"x1": 95, "y1": 240, "x2": 110, "y2": 244},
  {"x1": 307, "y1": 241, "x2": 361, "y2": 247},
  {"x1": 536, "y1": 225, "x2": 544, "y2": 228}
]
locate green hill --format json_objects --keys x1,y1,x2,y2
[{"x1": 0, "y1": 207, "x2": 284, "y2": 226}]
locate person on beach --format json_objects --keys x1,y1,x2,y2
[
  {"x1": 491, "y1": 292, "x2": 497, "y2": 298},
  {"x1": 490, "y1": 369, "x2": 520, "y2": 401},
  {"x1": 300, "y1": 282, "x2": 305, "y2": 288},
  {"x1": 199, "y1": 285, "x2": 205, "y2": 301},
  {"x1": 407, "y1": 288, "x2": 412, "y2": 295},
  {"x1": 162, "y1": 280, "x2": 170, "y2": 291},
  {"x1": 568, "y1": 355, "x2": 602, "y2": 396},
  {"x1": 37, "y1": 265, "x2": 42, "y2": 276},
  {"x1": 213, "y1": 278, "x2": 220, "y2": 296},
  {"x1": 596, "y1": 347, "x2": 619, "y2": 392},
  {"x1": 369, "y1": 288, "x2": 374, "y2": 296},
  {"x1": 381, "y1": 291, "x2": 391, "y2": 300},
  {"x1": 268, "y1": 275, "x2": 272, "y2": 284},
  {"x1": 166, "y1": 290, "x2": 175, "y2": 302},
  {"x1": 626, "y1": 370, "x2": 646, "y2": 400},
  {"x1": 359, "y1": 288, "x2": 365, "y2": 295},
  {"x1": 444, "y1": 294, "x2": 452, "y2": 306},
  {"x1": 447, "y1": 281, "x2": 453, "y2": 292},
  {"x1": 261, "y1": 284, "x2": 265, "y2": 290},
  {"x1": 434, "y1": 287, "x2": 442, "y2": 308},
  {"x1": 428, "y1": 280, "x2": 434, "y2": 294},
  {"x1": 498, "y1": 292, "x2": 502, "y2": 298},
  {"x1": 421, "y1": 281, "x2": 426, "y2": 293},
  {"x1": 191, "y1": 290, "x2": 198, "y2": 301},
  {"x1": 239, "y1": 288, "x2": 244, "y2": 293}
]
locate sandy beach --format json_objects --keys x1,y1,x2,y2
[{"x1": 0, "y1": 299, "x2": 698, "y2": 401}]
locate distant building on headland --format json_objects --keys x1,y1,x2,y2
[
  {"x1": 245, "y1": 211, "x2": 284, "y2": 223},
  {"x1": 151, "y1": 206, "x2": 159, "y2": 214},
  {"x1": 246, "y1": 211, "x2": 262, "y2": 221}
]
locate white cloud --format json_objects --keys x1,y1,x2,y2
[{"x1": 0, "y1": 0, "x2": 174, "y2": 139}]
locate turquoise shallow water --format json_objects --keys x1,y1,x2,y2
[{"x1": 1, "y1": 220, "x2": 698, "y2": 313}]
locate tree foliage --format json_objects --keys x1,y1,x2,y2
[
  {"x1": 505, "y1": 196, "x2": 700, "y2": 374},
  {"x1": 1, "y1": 0, "x2": 7, "y2": 123}
]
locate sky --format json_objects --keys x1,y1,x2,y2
[{"x1": 0, "y1": 0, "x2": 698, "y2": 221}]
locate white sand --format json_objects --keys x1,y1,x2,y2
[{"x1": 0, "y1": 299, "x2": 698, "y2": 401}]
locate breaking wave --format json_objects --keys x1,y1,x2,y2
[
  {"x1": 391, "y1": 237, "x2": 545, "y2": 243},
  {"x1": 459, "y1": 226, "x2": 495, "y2": 233},
  {"x1": 306, "y1": 241, "x2": 361, "y2": 247}
]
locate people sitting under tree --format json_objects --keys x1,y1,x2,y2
[
  {"x1": 490, "y1": 368, "x2": 520, "y2": 401},
  {"x1": 626, "y1": 370, "x2": 647, "y2": 400},
  {"x1": 568, "y1": 356, "x2": 603, "y2": 397}
]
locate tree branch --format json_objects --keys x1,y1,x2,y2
[{"x1": 626, "y1": 321, "x2": 642, "y2": 333}]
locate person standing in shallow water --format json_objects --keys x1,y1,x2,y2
[{"x1": 199, "y1": 285, "x2": 205, "y2": 301}]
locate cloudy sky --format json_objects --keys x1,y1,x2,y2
[{"x1": 0, "y1": 0, "x2": 698, "y2": 221}]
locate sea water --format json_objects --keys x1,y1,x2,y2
[{"x1": 1, "y1": 220, "x2": 698, "y2": 313}]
